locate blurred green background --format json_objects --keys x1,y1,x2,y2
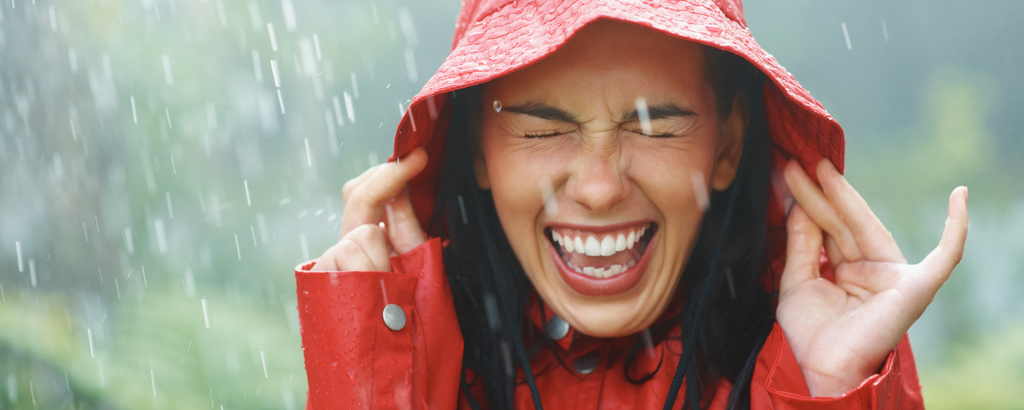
[{"x1": 0, "y1": 0, "x2": 1021, "y2": 408}]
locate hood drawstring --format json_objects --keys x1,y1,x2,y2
[
  {"x1": 470, "y1": 185, "x2": 546, "y2": 410},
  {"x1": 663, "y1": 149, "x2": 748, "y2": 410}
]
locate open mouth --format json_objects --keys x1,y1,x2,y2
[{"x1": 545, "y1": 222, "x2": 657, "y2": 280}]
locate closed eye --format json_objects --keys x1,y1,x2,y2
[
  {"x1": 632, "y1": 129, "x2": 678, "y2": 138},
  {"x1": 524, "y1": 131, "x2": 567, "y2": 139}
]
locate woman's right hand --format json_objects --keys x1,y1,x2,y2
[{"x1": 311, "y1": 147, "x2": 429, "y2": 272}]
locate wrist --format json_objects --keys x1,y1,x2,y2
[{"x1": 801, "y1": 360, "x2": 878, "y2": 397}]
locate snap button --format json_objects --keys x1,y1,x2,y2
[
  {"x1": 573, "y1": 353, "x2": 599, "y2": 375},
  {"x1": 545, "y1": 315, "x2": 570, "y2": 341},
  {"x1": 382, "y1": 303, "x2": 406, "y2": 331}
]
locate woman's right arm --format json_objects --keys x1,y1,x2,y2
[{"x1": 294, "y1": 148, "x2": 465, "y2": 410}]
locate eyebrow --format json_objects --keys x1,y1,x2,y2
[
  {"x1": 502, "y1": 101, "x2": 696, "y2": 123},
  {"x1": 622, "y1": 103, "x2": 696, "y2": 121},
  {"x1": 502, "y1": 102, "x2": 579, "y2": 123}
]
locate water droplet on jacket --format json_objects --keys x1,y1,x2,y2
[
  {"x1": 347, "y1": 370, "x2": 357, "y2": 384},
  {"x1": 493, "y1": 100, "x2": 502, "y2": 112},
  {"x1": 331, "y1": 361, "x2": 338, "y2": 370}
]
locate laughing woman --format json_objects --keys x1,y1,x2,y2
[{"x1": 295, "y1": 1, "x2": 969, "y2": 409}]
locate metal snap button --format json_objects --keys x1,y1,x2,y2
[
  {"x1": 573, "y1": 353, "x2": 599, "y2": 375},
  {"x1": 545, "y1": 315, "x2": 570, "y2": 341},
  {"x1": 382, "y1": 303, "x2": 406, "y2": 331}
]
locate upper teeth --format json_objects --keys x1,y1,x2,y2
[{"x1": 551, "y1": 226, "x2": 647, "y2": 258}]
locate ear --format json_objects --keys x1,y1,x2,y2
[
  {"x1": 710, "y1": 93, "x2": 750, "y2": 191},
  {"x1": 473, "y1": 151, "x2": 491, "y2": 190}
]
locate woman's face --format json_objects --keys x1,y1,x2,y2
[{"x1": 475, "y1": 20, "x2": 748, "y2": 337}]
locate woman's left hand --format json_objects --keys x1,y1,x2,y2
[{"x1": 777, "y1": 159, "x2": 969, "y2": 397}]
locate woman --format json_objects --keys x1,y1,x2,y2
[{"x1": 296, "y1": 1, "x2": 969, "y2": 409}]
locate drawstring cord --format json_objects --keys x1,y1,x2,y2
[
  {"x1": 663, "y1": 155, "x2": 747, "y2": 410},
  {"x1": 471, "y1": 186, "x2": 546, "y2": 410}
]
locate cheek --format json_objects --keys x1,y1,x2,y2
[{"x1": 481, "y1": 145, "x2": 557, "y2": 256}]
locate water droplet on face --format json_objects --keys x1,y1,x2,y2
[{"x1": 493, "y1": 100, "x2": 502, "y2": 113}]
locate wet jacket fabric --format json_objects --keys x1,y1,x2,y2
[{"x1": 294, "y1": 0, "x2": 926, "y2": 408}]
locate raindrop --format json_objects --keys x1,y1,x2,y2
[
  {"x1": 166, "y1": 192, "x2": 174, "y2": 218},
  {"x1": 165, "y1": 108, "x2": 172, "y2": 129},
  {"x1": 281, "y1": 0, "x2": 296, "y2": 31},
  {"x1": 350, "y1": 73, "x2": 359, "y2": 98},
  {"x1": 299, "y1": 233, "x2": 309, "y2": 260},
  {"x1": 483, "y1": 293, "x2": 501, "y2": 332},
  {"x1": 206, "y1": 103, "x2": 217, "y2": 129},
  {"x1": 68, "y1": 48, "x2": 77, "y2": 73},
  {"x1": 881, "y1": 19, "x2": 889, "y2": 42},
  {"x1": 724, "y1": 268, "x2": 737, "y2": 299},
  {"x1": 87, "y1": 328, "x2": 94, "y2": 358},
  {"x1": 635, "y1": 97, "x2": 651, "y2": 135},
  {"x1": 252, "y1": 50, "x2": 263, "y2": 82},
  {"x1": 277, "y1": 89, "x2": 286, "y2": 113},
  {"x1": 202, "y1": 299, "x2": 210, "y2": 328},
  {"x1": 247, "y1": 1, "x2": 263, "y2": 30},
  {"x1": 124, "y1": 228, "x2": 134, "y2": 254},
  {"x1": 150, "y1": 369, "x2": 156, "y2": 397},
  {"x1": 235, "y1": 234, "x2": 241, "y2": 260},
  {"x1": 216, "y1": 1, "x2": 227, "y2": 27},
  {"x1": 332, "y1": 96, "x2": 344, "y2": 126},
  {"x1": 257, "y1": 214, "x2": 270, "y2": 245},
  {"x1": 267, "y1": 23, "x2": 278, "y2": 51},
  {"x1": 313, "y1": 34, "x2": 322, "y2": 61},
  {"x1": 48, "y1": 6, "x2": 57, "y2": 31},
  {"x1": 499, "y1": 341, "x2": 513, "y2": 377},
  {"x1": 162, "y1": 54, "x2": 173, "y2": 85},
  {"x1": 244, "y1": 180, "x2": 252, "y2": 206},
  {"x1": 344, "y1": 92, "x2": 355, "y2": 122},
  {"x1": 114, "y1": 277, "x2": 120, "y2": 300},
  {"x1": 260, "y1": 350, "x2": 269, "y2": 377},
  {"x1": 303, "y1": 138, "x2": 313, "y2": 167},
  {"x1": 404, "y1": 48, "x2": 418, "y2": 83},
  {"x1": 492, "y1": 100, "x2": 501, "y2": 113},
  {"x1": 14, "y1": 241, "x2": 22, "y2": 272},
  {"x1": 539, "y1": 178, "x2": 558, "y2": 216},
  {"x1": 690, "y1": 171, "x2": 709, "y2": 211},
  {"x1": 457, "y1": 195, "x2": 468, "y2": 225},
  {"x1": 841, "y1": 22, "x2": 852, "y2": 50},
  {"x1": 28, "y1": 259, "x2": 36, "y2": 287},
  {"x1": 130, "y1": 96, "x2": 138, "y2": 124}
]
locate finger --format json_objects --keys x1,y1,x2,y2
[
  {"x1": 342, "y1": 164, "x2": 385, "y2": 202},
  {"x1": 340, "y1": 147, "x2": 428, "y2": 238},
  {"x1": 920, "y1": 186, "x2": 969, "y2": 286},
  {"x1": 817, "y1": 159, "x2": 905, "y2": 263},
  {"x1": 780, "y1": 204, "x2": 823, "y2": 294},
  {"x1": 346, "y1": 224, "x2": 393, "y2": 272},
  {"x1": 385, "y1": 188, "x2": 426, "y2": 255},
  {"x1": 784, "y1": 160, "x2": 864, "y2": 262},
  {"x1": 311, "y1": 238, "x2": 376, "y2": 272},
  {"x1": 824, "y1": 234, "x2": 846, "y2": 268}
]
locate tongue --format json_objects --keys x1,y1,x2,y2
[{"x1": 559, "y1": 246, "x2": 640, "y2": 268}]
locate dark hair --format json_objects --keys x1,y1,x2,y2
[{"x1": 429, "y1": 45, "x2": 774, "y2": 410}]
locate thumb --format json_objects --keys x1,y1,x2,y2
[
  {"x1": 920, "y1": 186, "x2": 969, "y2": 287},
  {"x1": 780, "y1": 204, "x2": 824, "y2": 294},
  {"x1": 385, "y1": 187, "x2": 426, "y2": 255}
]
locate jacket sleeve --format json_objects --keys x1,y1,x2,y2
[
  {"x1": 295, "y1": 238, "x2": 464, "y2": 410},
  {"x1": 749, "y1": 323, "x2": 924, "y2": 409}
]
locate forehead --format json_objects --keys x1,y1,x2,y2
[{"x1": 484, "y1": 19, "x2": 710, "y2": 105}]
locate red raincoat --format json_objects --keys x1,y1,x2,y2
[{"x1": 295, "y1": 0, "x2": 925, "y2": 408}]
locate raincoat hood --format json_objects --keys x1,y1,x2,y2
[{"x1": 390, "y1": 0, "x2": 845, "y2": 292}]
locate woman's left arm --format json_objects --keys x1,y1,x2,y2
[{"x1": 776, "y1": 159, "x2": 969, "y2": 397}]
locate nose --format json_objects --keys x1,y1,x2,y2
[{"x1": 565, "y1": 144, "x2": 631, "y2": 214}]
